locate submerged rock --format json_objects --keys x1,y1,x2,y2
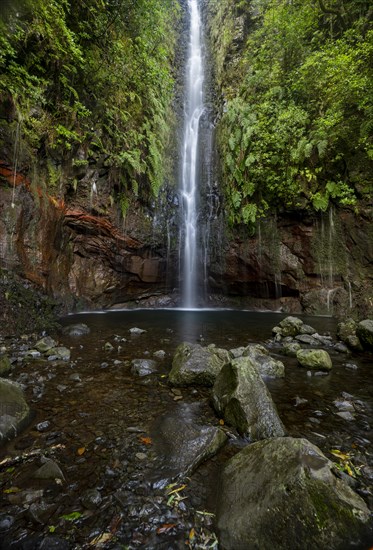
[
  {"x1": 131, "y1": 359, "x2": 158, "y2": 377},
  {"x1": 217, "y1": 437, "x2": 371, "y2": 550},
  {"x1": 169, "y1": 342, "x2": 230, "y2": 386},
  {"x1": 243, "y1": 344, "x2": 285, "y2": 378},
  {"x1": 211, "y1": 357, "x2": 285, "y2": 440},
  {"x1": 62, "y1": 323, "x2": 90, "y2": 337},
  {"x1": 150, "y1": 403, "x2": 227, "y2": 487},
  {"x1": 47, "y1": 347, "x2": 71, "y2": 361},
  {"x1": 296, "y1": 349, "x2": 332, "y2": 371},
  {"x1": 0, "y1": 379, "x2": 31, "y2": 445}
]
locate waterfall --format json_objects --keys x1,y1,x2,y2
[{"x1": 180, "y1": 0, "x2": 204, "y2": 308}]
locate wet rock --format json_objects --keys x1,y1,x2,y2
[
  {"x1": 299, "y1": 324, "x2": 316, "y2": 335},
  {"x1": 336, "y1": 411, "x2": 355, "y2": 421},
  {"x1": 153, "y1": 350, "x2": 166, "y2": 359},
  {"x1": 243, "y1": 344, "x2": 285, "y2": 378},
  {"x1": 0, "y1": 379, "x2": 31, "y2": 445},
  {"x1": 345, "y1": 362, "x2": 358, "y2": 370},
  {"x1": 28, "y1": 501, "x2": 58, "y2": 524},
  {"x1": 356, "y1": 319, "x2": 373, "y2": 350},
  {"x1": 169, "y1": 342, "x2": 230, "y2": 386},
  {"x1": 0, "y1": 514, "x2": 15, "y2": 532},
  {"x1": 217, "y1": 437, "x2": 371, "y2": 550},
  {"x1": 62, "y1": 323, "x2": 90, "y2": 336},
  {"x1": 296, "y1": 349, "x2": 332, "y2": 371},
  {"x1": 47, "y1": 347, "x2": 71, "y2": 361},
  {"x1": 334, "y1": 342, "x2": 349, "y2": 353},
  {"x1": 229, "y1": 346, "x2": 246, "y2": 358},
  {"x1": 212, "y1": 357, "x2": 285, "y2": 440},
  {"x1": 337, "y1": 319, "x2": 363, "y2": 351},
  {"x1": 294, "y1": 396, "x2": 308, "y2": 407},
  {"x1": 295, "y1": 334, "x2": 320, "y2": 346},
  {"x1": 151, "y1": 403, "x2": 227, "y2": 487},
  {"x1": 277, "y1": 316, "x2": 303, "y2": 337},
  {"x1": 0, "y1": 354, "x2": 11, "y2": 376},
  {"x1": 282, "y1": 341, "x2": 301, "y2": 356},
  {"x1": 80, "y1": 488, "x2": 102, "y2": 509},
  {"x1": 104, "y1": 342, "x2": 114, "y2": 351},
  {"x1": 131, "y1": 359, "x2": 158, "y2": 377},
  {"x1": 35, "y1": 421, "x2": 51, "y2": 432},
  {"x1": 33, "y1": 458, "x2": 65, "y2": 481},
  {"x1": 312, "y1": 333, "x2": 333, "y2": 347},
  {"x1": 333, "y1": 400, "x2": 355, "y2": 412},
  {"x1": 25, "y1": 349, "x2": 42, "y2": 359},
  {"x1": 35, "y1": 336, "x2": 57, "y2": 353},
  {"x1": 69, "y1": 373, "x2": 81, "y2": 382},
  {"x1": 129, "y1": 327, "x2": 146, "y2": 335}
]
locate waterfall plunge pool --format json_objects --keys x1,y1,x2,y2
[{"x1": 0, "y1": 309, "x2": 372, "y2": 548}]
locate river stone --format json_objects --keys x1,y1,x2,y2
[
  {"x1": 169, "y1": 342, "x2": 230, "y2": 386},
  {"x1": 295, "y1": 334, "x2": 320, "y2": 346},
  {"x1": 337, "y1": 318, "x2": 357, "y2": 342},
  {"x1": 356, "y1": 319, "x2": 373, "y2": 350},
  {"x1": 62, "y1": 323, "x2": 90, "y2": 336},
  {"x1": 131, "y1": 359, "x2": 158, "y2": 377},
  {"x1": 33, "y1": 458, "x2": 64, "y2": 481},
  {"x1": 0, "y1": 355, "x2": 11, "y2": 377},
  {"x1": 282, "y1": 341, "x2": 301, "y2": 356},
  {"x1": 47, "y1": 347, "x2": 71, "y2": 361},
  {"x1": 278, "y1": 316, "x2": 303, "y2": 337},
  {"x1": 211, "y1": 357, "x2": 285, "y2": 439},
  {"x1": 296, "y1": 349, "x2": 332, "y2": 371},
  {"x1": 150, "y1": 402, "x2": 227, "y2": 487},
  {"x1": 0, "y1": 379, "x2": 31, "y2": 445},
  {"x1": 299, "y1": 324, "x2": 316, "y2": 335},
  {"x1": 243, "y1": 344, "x2": 285, "y2": 378},
  {"x1": 35, "y1": 336, "x2": 57, "y2": 353},
  {"x1": 216, "y1": 437, "x2": 370, "y2": 550}
]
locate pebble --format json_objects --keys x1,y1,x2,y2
[
  {"x1": 0, "y1": 514, "x2": 15, "y2": 532},
  {"x1": 333, "y1": 400, "x2": 355, "y2": 412},
  {"x1": 345, "y1": 362, "x2": 358, "y2": 370},
  {"x1": 135, "y1": 453, "x2": 147, "y2": 461},
  {"x1": 336, "y1": 411, "x2": 355, "y2": 421},
  {"x1": 129, "y1": 328, "x2": 146, "y2": 335},
  {"x1": 69, "y1": 373, "x2": 81, "y2": 382},
  {"x1": 36, "y1": 421, "x2": 51, "y2": 432},
  {"x1": 81, "y1": 488, "x2": 102, "y2": 510}
]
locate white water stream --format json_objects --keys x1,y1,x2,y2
[{"x1": 181, "y1": 0, "x2": 204, "y2": 307}]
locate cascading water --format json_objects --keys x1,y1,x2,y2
[{"x1": 180, "y1": 0, "x2": 204, "y2": 308}]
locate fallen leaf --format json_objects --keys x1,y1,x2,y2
[
  {"x1": 219, "y1": 419, "x2": 225, "y2": 426},
  {"x1": 77, "y1": 447, "x2": 86, "y2": 456},
  {"x1": 3, "y1": 487, "x2": 20, "y2": 494},
  {"x1": 139, "y1": 436, "x2": 152, "y2": 445},
  {"x1": 60, "y1": 511, "x2": 82, "y2": 521},
  {"x1": 189, "y1": 527, "x2": 196, "y2": 541},
  {"x1": 330, "y1": 449, "x2": 350, "y2": 460},
  {"x1": 89, "y1": 532, "x2": 113, "y2": 546},
  {"x1": 156, "y1": 523, "x2": 177, "y2": 534},
  {"x1": 167, "y1": 484, "x2": 186, "y2": 495}
]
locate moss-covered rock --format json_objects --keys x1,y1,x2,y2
[
  {"x1": 217, "y1": 437, "x2": 371, "y2": 550},
  {"x1": 296, "y1": 349, "x2": 332, "y2": 371},
  {"x1": 211, "y1": 357, "x2": 285, "y2": 439},
  {"x1": 0, "y1": 355, "x2": 12, "y2": 377},
  {"x1": 169, "y1": 342, "x2": 230, "y2": 386},
  {"x1": 0, "y1": 379, "x2": 31, "y2": 445},
  {"x1": 356, "y1": 319, "x2": 373, "y2": 350}
]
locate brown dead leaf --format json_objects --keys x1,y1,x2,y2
[
  {"x1": 156, "y1": 523, "x2": 177, "y2": 535},
  {"x1": 77, "y1": 447, "x2": 86, "y2": 456},
  {"x1": 219, "y1": 419, "x2": 225, "y2": 426},
  {"x1": 139, "y1": 436, "x2": 152, "y2": 445},
  {"x1": 89, "y1": 532, "x2": 113, "y2": 546}
]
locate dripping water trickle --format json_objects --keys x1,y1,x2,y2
[{"x1": 180, "y1": 0, "x2": 204, "y2": 308}]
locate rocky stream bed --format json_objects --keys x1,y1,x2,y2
[{"x1": 0, "y1": 310, "x2": 372, "y2": 549}]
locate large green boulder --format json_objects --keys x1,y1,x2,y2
[
  {"x1": 217, "y1": 437, "x2": 371, "y2": 550},
  {"x1": 356, "y1": 319, "x2": 373, "y2": 350},
  {"x1": 0, "y1": 379, "x2": 31, "y2": 445},
  {"x1": 296, "y1": 349, "x2": 332, "y2": 371},
  {"x1": 169, "y1": 342, "x2": 230, "y2": 386},
  {"x1": 277, "y1": 316, "x2": 303, "y2": 337},
  {"x1": 211, "y1": 357, "x2": 285, "y2": 439}
]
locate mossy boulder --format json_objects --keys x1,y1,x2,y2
[
  {"x1": 211, "y1": 357, "x2": 285, "y2": 439},
  {"x1": 169, "y1": 342, "x2": 230, "y2": 386},
  {"x1": 296, "y1": 349, "x2": 332, "y2": 371},
  {"x1": 217, "y1": 437, "x2": 371, "y2": 550},
  {"x1": 277, "y1": 316, "x2": 303, "y2": 337},
  {"x1": 337, "y1": 319, "x2": 363, "y2": 351},
  {"x1": 356, "y1": 319, "x2": 373, "y2": 350}
]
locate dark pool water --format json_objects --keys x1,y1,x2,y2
[{"x1": 0, "y1": 309, "x2": 372, "y2": 549}]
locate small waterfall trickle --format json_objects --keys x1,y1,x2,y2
[{"x1": 180, "y1": 0, "x2": 205, "y2": 308}]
